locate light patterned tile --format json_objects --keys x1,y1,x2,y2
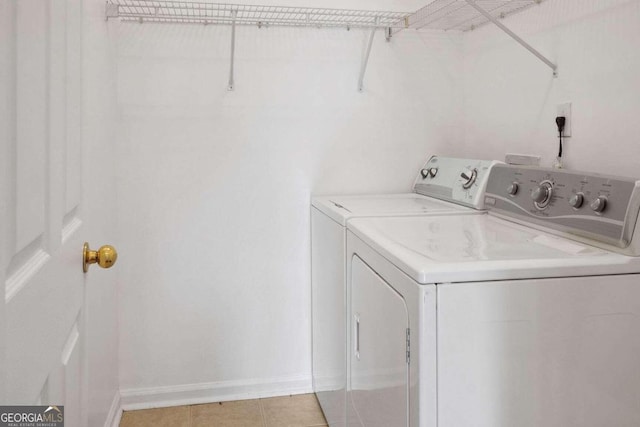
[
  {"x1": 261, "y1": 394, "x2": 327, "y2": 427},
  {"x1": 192, "y1": 399, "x2": 264, "y2": 427},
  {"x1": 119, "y1": 405, "x2": 190, "y2": 427}
]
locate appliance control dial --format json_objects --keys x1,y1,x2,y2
[
  {"x1": 569, "y1": 193, "x2": 584, "y2": 209},
  {"x1": 420, "y1": 169, "x2": 429, "y2": 179},
  {"x1": 429, "y1": 168, "x2": 438, "y2": 178},
  {"x1": 531, "y1": 181, "x2": 553, "y2": 209},
  {"x1": 460, "y1": 168, "x2": 478, "y2": 189},
  {"x1": 590, "y1": 196, "x2": 608, "y2": 213},
  {"x1": 507, "y1": 182, "x2": 519, "y2": 196}
]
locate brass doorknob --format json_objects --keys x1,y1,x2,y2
[{"x1": 83, "y1": 242, "x2": 118, "y2": 273}]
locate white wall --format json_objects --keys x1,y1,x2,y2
[
  {"x1": 114, "y1": 0, "x2": 640, "y2": 406},
  {"x1": 461, "y1": 0, "x2": 640, "y2": 176},
  {"x1": 115, "y1": 22, "x2": 462, "y2": 403},
  {"x1": 82, "y1": 0, "x2": 121, "y2": 425}
]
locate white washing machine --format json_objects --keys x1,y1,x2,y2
[
  {"x1": 346, "y1": 164, "x2": 640, "y2": 427},
  {"x1": 311, "y1": 156, "x2": 501, "y2": 427}
]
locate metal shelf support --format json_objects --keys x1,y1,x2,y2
[
  {"x1": 464, "y1": 0, "x2": 557, "y2": 77},
  {"x1": 358, "y1": 17, "x2": 379, "y2": 92},
  {"x1": 228, "y1": 9, "x2": 237, "y2": 90}
]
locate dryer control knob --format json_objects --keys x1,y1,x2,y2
[
  {"x1": 420, "y1": 169, "x2": 429, "y2": 179},
  {"x1": 460, "y1": 168, "x2": 478, "y2": 189},
  {"x1": 590, "y1": 196, "x2": 608, "y2": 213},
  {"x1": 507, "y1": 182, "x2": 519, "y2": 196},
  {"x1": 569, "y1": 193, "x2": 584, "y2": 209}
]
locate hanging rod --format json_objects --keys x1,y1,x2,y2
[{"x1": 105, "y1": 0, "x2": 410, "y2": 29}]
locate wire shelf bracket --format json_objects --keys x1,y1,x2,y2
[
  {"x1": 228, "y1": 9, "x2": 237, "y2": 90},
  {"x1": 464, "y1": 0, "x2": 557, "y2": 77},
  {"x1": 396, "y1": 0, "x2": 557, "y2": 77},
  {"x1": 358, "y1": 17, "x2": 380, "y2": 92}
]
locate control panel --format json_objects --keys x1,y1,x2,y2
[
  {"x1": 484, "y1": 164, "x2": 640, "y2": 251},
  {"x1": 413, "y1": 156, "x2": 501, "y2": 209}
]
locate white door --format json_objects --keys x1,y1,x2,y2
[
  {"x1": 349, "y1": 256, "x2": 409, "y2": 427},
  {"x1": 1, "y1": 1, "x2": 113, "y2": 425}
]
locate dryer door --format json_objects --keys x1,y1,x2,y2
[{"x1": 349, "y1": 255, "x2": 410, "y2": 427}]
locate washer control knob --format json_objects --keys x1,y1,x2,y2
[
  {"x1": 460, "y1": 168, "x2": 478, "y2": 189},
  {"x1": 429, "y1": 168, "x2": 438, "y2": 178},
  {"x1": 420, "y1": 169, "x2": 429, "y2": 179},
  {"x1": 569, "y1": 193, "x2": 584, "y2": 209},
  {"x1": 590, "y1": 196, "x2": 608, "y2": 213},
  {"x1": 531, "y1": 185, "x2": 550, "y2": 204},
  {"x1": 507, "y1": 182, "x2": 519, "y2": 196}
]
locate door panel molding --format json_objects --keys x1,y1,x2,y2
[
  {"x1": 5, "y1": 247, "x2": 50, "y2": 303},
  {"x1": 15, "y1": 0, "x2": 48, "y2": 253},
  {"x1": 61, "y1": 214, "x2": 83, "y2": 245}
]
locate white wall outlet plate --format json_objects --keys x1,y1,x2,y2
[{"x1": 557, "y1": 102, "x2": 572, "y2": 137}]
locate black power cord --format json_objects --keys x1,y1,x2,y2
[{"x1": 556, "y1": 116, "x2": 566, "y2": 159}]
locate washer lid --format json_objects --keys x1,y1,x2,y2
[
  {"x1": 348, "y1": 215, "x2": 640, "y2": 284},
  {"x1": 312, "y1": 193, "x2": 475, "y2": 226}
]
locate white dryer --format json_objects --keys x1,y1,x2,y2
[
  {"x1": 311, "y1": 156, "x2": 501, "y2": 427},
  {"x1": 346, "y1": 164, "x2": 640, "y2": 427}
]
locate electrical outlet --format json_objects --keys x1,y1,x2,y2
[{"x1": 557, "y1": 102, "x2": 572, "y2": 137}]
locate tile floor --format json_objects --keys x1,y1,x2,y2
[{"x1": 119, "y1": 393, "x2": 328, "y2": 427}]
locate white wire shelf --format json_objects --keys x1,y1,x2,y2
[
  {"x1": 105, "y1": 0, "x2": 410, "y2": 29},
  {"x1": 105, "y1": 0, "x2": 556, "y2": 90},
  {"x1": 106, "y1": 0, "x2": 545, "y2": 32},
  {"x1": 404, "y1": 0, "x2": 544, "y2": 32}
]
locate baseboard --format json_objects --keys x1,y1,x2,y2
[
  {"x1": 119, "y1": 374, "x2": 313, "y2": 411},
  {"x1": 105, "y1": 391, "x2": 122, "y2": 427}
]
